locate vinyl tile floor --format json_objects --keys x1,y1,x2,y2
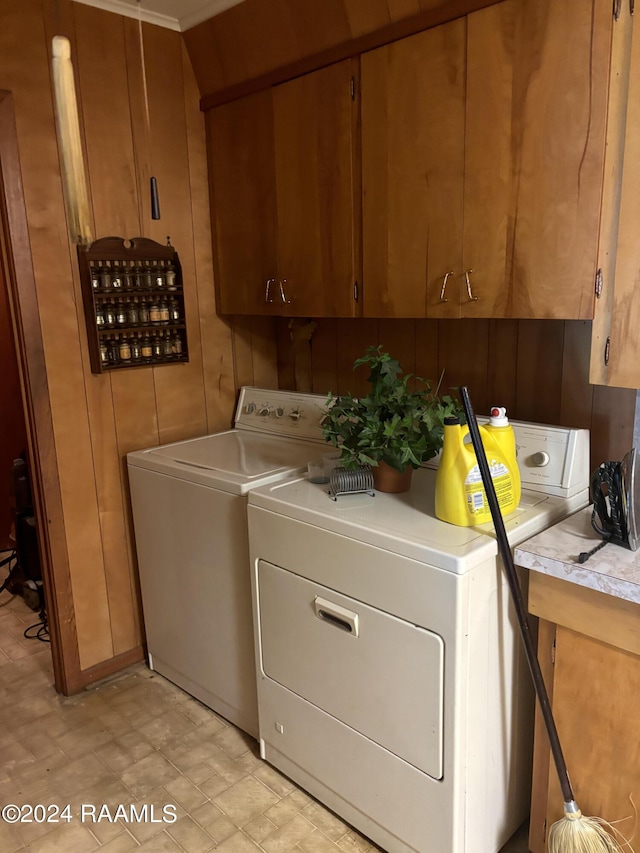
[{"x1": 0, "y1": 590, "x2": 530, "y2": 853}]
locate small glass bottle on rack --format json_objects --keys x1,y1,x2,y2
[
  {"x1": 90, "y1": 265, "x2": 101, "y2": 292},
  {"x1": 104, "y1": 299, "x2": 116, "y2": 328},
  {"x1": 108, "y1": 335, "x2": 120, "y2": 365},
  {"x1": 141, "y1": 332, "x2": 153, "y2": 362},
  {"x1": 130, "y1": 333, "x2": 142, "y2": 363},
  {"x1": 167, "y1": 295, "x2": 180, "y2": 323},
  {"x1": 95, "y1": 303, "x2": 105, "y2": 328},
  {"x1": 152, "y1": 331, "x2": 163, "y2": 359},
  {"x1": 158, "y1": 297, "x2": 170, "y2": 325},
  {"x1": 162, "y1": 330, "x2": 173, "y2": 358},
  {"x1": 171, "y1": 330, "x2": 183, "y2": 356},
  {"x1": 99, "y1": 338, "x2": 109, "y2": 367},
  {"x1": 119, "y1": 335, "x2": 132, "y2": 363},
  {"x1": 143, "y1": 261, "x2": 154, "y2": 290},
  {"x1": 165, "y1": 260, "x2": 177, "y2": 291},
  {"x1": 111, "y1": 261, "x2": 123, "y2": 291},
  {"x1": 138, "y1": 297, "x2": 150, "y2": 325},
  {"x1": 132, "y1": 262, "x2": 144, "y2": 290},
  {"x1": 115, "y1": 298, "x2": 127, "y2": 327},
  {"x1": 123, "y1": 261, "x2": 135, "y2": 291},
  {"x1": 126, "y1": 298, "x2": 139, "y2": 326},
  {"x1": 148, "y1": 299, "x2": 161, "y2": 325},
  {"x1": 154, "y1": 261, "x2": 165, "y2": 289},
  {"x1": 99, "y1": 263, "x2": 112, "y2": 291}
]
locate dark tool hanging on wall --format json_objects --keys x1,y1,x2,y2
[
  {"x1": 150, "y1": 176, "x2": 160, "y2": 220},
  {"x1": 137, "y1": 0, "x2": 160, "y2": 220}
]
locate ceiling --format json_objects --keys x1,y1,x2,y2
[{"x1": 71, "y1": 0, "x2": 246, "y2": 32}]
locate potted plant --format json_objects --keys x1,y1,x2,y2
[{"x1": 322, "y1": 346, "x2": 462, "y2": 493}]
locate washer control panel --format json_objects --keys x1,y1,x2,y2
[
  {"x1": 471, "y1": 416, "x2": 590, "y2": 498},
  {"x1": 235, "y1": 387, "x2": 328, "y2": 442},
  {"x1": 425, "y1": 416, "x2": 590, "y2": 499},
  {"x1": 509, "y1": 419, "x2": 590, "y2": 497}
]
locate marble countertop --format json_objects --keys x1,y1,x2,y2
[{"x1": 514, "y1": 506, "x2": 640, "y2": 605}]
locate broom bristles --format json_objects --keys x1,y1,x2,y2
[{"x1": 548, "y1": 809, "x2": 634, "y2": 852}]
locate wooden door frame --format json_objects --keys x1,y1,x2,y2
[{"x1": 0, "y1": 89, "x2": 80, "y2": 695}]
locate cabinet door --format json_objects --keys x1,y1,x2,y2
[
  {"x1": 591, "y1": 4, "x2": 640, "y2": 388},
  {"x1": 361, "y1": 21, "x2": 466, "y2": 319},
  {"x1": 274, "y1": 59, "x2": 360, "y2": 318},
  {"x1": 462, "y1": 1, "x2": 516, "y2": 318},
  {"x1": 502, "y1": 0, "x2": 611, "y2": 319},
  {"x1": 208, "y1": 90, "x2": 279, "y2": 315},
  {"x1": 545, "y1": 627, "x2": 640, "y2": 846}
]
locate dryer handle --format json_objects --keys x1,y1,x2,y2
[{"x1": 314, "y1": 596, "x2": 359, "y2": 637}]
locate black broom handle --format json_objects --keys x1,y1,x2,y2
[{"x1": 459, "y1": 387, "x2": 575, "y2": 806}]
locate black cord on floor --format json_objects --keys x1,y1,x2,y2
[
  {"x1": 24, "y1": 609, "x2": 49, "y2": 643},
  {"x1": 0, "y1": 550, "x2": 16, "y2": 595},
  {"x1": 0, "y1": 549, "x2": 16, "y2": 569}
]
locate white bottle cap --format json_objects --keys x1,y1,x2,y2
[{"x1": 489, "y1": 406, "x2": 509, "y2": 427}]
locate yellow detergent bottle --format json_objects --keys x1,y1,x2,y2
[
  {"x1": 484, "y1": 406, "x2": 521, "y2": 506},
  {"x1": 435, "y1": 408, "x2": 520, "y2": 527}
]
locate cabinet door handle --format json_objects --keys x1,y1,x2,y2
[
  {"x1": 313, "y1": 596, "x2": 359, "y2": 637},
  {"x1": 265, "y1": 278, "x2": 276, "y2": 303},
  {"x1": 439, "y1": 271, "x2": 454, "y2": 302},
  {"x1": 279, "y1": 279, "x2": 291, "y2": 304},
  {"x1": 465, "y1": 269, "x2": 478, "y2": 302}
]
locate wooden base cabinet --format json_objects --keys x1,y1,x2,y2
[
  {"x1": 208, "y1": 60, "x2": 360, "y2": 318},
  {"x1": 362, "y1": 0, "x2": 614, "y2": 320},
  {"x1": 528, "y1": 573, "x2": 640, "y2": 853}
]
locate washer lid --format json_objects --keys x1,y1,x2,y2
[
  {"x1": 249, "y1": 467, "x2": 588, "y2": 573},
  {"x1": 127, "y1": 430, "x2": 324, "y2": 495}
]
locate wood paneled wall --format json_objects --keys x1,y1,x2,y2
[
  {"x1": 2, "y1": 0, "x2": 635, "y2": 691},
  {"x1": 0, "y1": 0, "x2": 238, "y2": 687},
  {"x1": 189, "y1": 0, "x2": 637, "y2": 475},
  {"x1": 184, "y1": 0, "x2": 498, "y2": 101},
  {"x1": 275, "y1": 317, "x2": 637, "y2": 472}
]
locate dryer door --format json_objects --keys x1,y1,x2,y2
[{"x1": 257, "y1": 560, "x2": 444, "y2": 779}]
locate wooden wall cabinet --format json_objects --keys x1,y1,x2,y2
[
  {"x1": 208, "y1": 59, "x2": 361, "y2": 319},
  {"x1": 527, "y1": 573, "x2": 640, "y2": 853},
  {"x1": 361, "y1": 17, "x2": 466, "y2": 319},
  {"x1": 361, "y1": 0, "x2": 614, "y2": 320},
  {"x1": 591, "y1": 6, "x2": 640, "y2": 389},
  {"x1": 78, "y1": 237, "x2": 188, "y2": 374},
  {"x1": 205, "y1": 0, "x2": 627, "y2": 325}
]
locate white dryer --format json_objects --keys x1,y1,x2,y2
[
  {"x1": 127, "y1": 387, "x2": 328, "y2": 737},
  {"x1": 247, "y1": 420, "x2": 590, "y2": 852}
]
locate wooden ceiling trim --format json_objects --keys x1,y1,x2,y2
[
  {"x1": 196, "y1": 0, "x2": 501, "y2": 110},
  {"x1": 342, "y1": 0, "x2": 392, "y2": 39}
]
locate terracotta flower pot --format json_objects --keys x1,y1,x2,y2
[{"x1": 372, "y1": 461, "x2": 413, "y2": 493}]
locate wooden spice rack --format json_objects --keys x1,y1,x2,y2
[{"x1": 77, "y1": 236, "x2": 189, "y2": 374}]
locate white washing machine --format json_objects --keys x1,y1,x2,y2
[
  {"x1": 247, "y1": 420, "x2": 590, "y2": 852},
  {"x1": 127, "y1": 387, "x2": 328, "y2": 737}
]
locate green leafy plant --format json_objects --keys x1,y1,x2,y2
[{"x1": 322, "y1": 346, "x2": 462, "y2": 473}]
